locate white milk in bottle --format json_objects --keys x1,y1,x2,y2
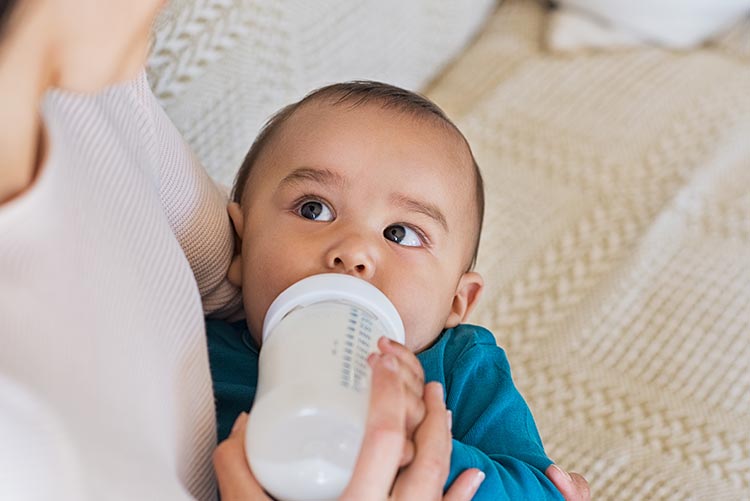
[{"x1": 245, "y1": 273, "x2": 405, "y2": 501}]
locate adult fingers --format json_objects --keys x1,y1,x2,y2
[
  {"x1": 443, "y1": 468, "x2": 486, "y2": 501},
  {"x1": 213, "y1": 412, "x2": 271, "y2": 501},
  {"x1": 390, "y1": 382, "x2": 451, "y2": 500},
  {"x1": 339, "y1": 353, "x2": 407, "y2": 501},
  {"x1": 545, "y1": 465, "x2": 591, "y2": 501}
]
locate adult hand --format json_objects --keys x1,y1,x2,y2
[
  {"x1": 340, "y1": 353, "x2": 484, "y2": 501},
  {"x1": 545, "y1": 464, "x2": 591, "y2": 501},
  {"x1": 213, "y1": 412, "x2": 268, "y2": 500},
  {"x1": 214, "y1": 352, "x2": 484, "y2": 501}
]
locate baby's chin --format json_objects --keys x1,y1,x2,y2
[
  {"x1": 243, "y1": 311, "x2": 264, "y2": 345},
  {"x1": 404, "y1": 331, "x2": 442, "y2": 354}
]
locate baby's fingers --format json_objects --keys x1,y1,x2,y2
[
  {"x1": 377, "y1": 337, "x2": 426, "y2": 440},
  {"x1": 404, "y1": 385, "x2": 426, "y2": 442},
  {"x1": 378, "y1": 337, "x2": 425, "y2": 397},
  {"x1": 399, "y1": 439, "x2": 415, "y2": 467},
  {"x1": 546, "y1": 465, "x2": 590, "y2": 501}
]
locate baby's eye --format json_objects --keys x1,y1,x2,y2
[
  {"x1": 298, "y1": 200, "x2": 334, "y2": 222},
  {"x1": 384, "y1": 224, "x2": 423, "y2": 247}
]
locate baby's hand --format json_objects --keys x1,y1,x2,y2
[{"x1": 368, "y1": 336, "x2": 427, "y2": 466}]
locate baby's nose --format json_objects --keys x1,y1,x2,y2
[
  {"x1": 332, "y1": 257, "x2": 368, "y2": 275},
  {"x1": 325, "y1": 236, "x2": 376, "y2": 280}
]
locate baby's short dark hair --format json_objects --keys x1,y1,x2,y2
[{"x1": 231, "y1": 81, "x2": 484, "y2": 270}]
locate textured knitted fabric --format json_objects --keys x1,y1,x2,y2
[
  {"x1": 426, "y1": 1, "x2": 750, "y2": 499},
  {"x1": 147, "y1": 0, "x2": 497, "y2": 187},
  {"x1": 0, "y1": 73, "x2": 231, "y2": 500}
]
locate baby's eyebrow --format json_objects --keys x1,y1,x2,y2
[
  {"x1": 391, "y1": 193, "x2": 449, "y2": 232},
  {"x1": 278, "y1": 167, "x2": 347, "y2": 190}
]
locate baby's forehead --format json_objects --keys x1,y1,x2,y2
[
  {"x1": 274, "y1": 102, "x2": 472, "y2": 184},
  {"x1": 283, "y1": 98, "x2": 472, "y2": 163}
]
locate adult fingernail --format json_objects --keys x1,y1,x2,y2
[
  {"x1": 551, "y1": 464, "x2": 572, "y2": 484},
  {"x1": 429, "y1": 382, "x2": 444, "y2": 400},
  {"x1": 473, "y1": 471, "x2": 485, "y2": 489},
  {"x1": 447, "y1": 410, "x2": 453, "y2": 431}
]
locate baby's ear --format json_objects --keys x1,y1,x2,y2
[
  {"x1": 226, "y1": 202, "x2": 245, "y2": 288},
  {"x1": 444, "y1": 271, "x2": 484, "y2": 329}
]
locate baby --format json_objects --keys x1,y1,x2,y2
[{"x1": 206, "y1": 81, "x2": 564, "y2": 500}]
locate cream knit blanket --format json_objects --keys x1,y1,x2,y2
[
  {"x1": 149, "y1": 1, "x2": 750, "y2": 499},
  {"x1": 427, "y1": 2, "x2": 750, "y2": 499}
]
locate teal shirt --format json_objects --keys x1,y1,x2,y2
[{"x1": 206, "y1": 319, "x2": 563, "y2": 501}]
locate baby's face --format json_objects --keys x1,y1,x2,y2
[{"x1": 231, "y1": 101, "x2": 482, "y2": 352}]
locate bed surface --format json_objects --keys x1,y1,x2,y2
[{"x1": 427, "y1": 2, "x2": 750, "y2": 499}]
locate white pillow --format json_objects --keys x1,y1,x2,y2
[{"x1": 550, "y1": 0, "x2": 750, "y2": 49}]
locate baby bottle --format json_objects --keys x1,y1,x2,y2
[{"x1": 245, "y1": 273, "x2": 405, "y2": 501}]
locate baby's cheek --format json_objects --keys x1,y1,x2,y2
[
  {"x1": 389, "y1": 287, "x2": 435, "y2": 347},
  {"x1": 400, "y1": 314, "x2": 432, "y2": 352},
  {"x1": 243, "y1": 292, "x2": 266, "y2": 340}
]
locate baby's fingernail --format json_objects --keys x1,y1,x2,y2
[
  {"x1": 473, "y1": 471, "x2": 485, "y2": 489},
  {"x1": 551, "y1": 464, "x2": 572, "y2": 484},
  {"x1": 382, "y1": 354, "x2": 398, "y2": 372},
  {"x1": 367, "y1": 353, "x2": 378, "y2": 366},
  {"x1": 447, "y1": 410, "x2": 453, "y2": 431},
  {"x1": 380, "y1": 337, "x2": 398, "y2": 350}
]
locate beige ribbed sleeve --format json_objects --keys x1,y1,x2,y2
[
  {"x1": 0, "y1": 73, "x2": 221, "y2": 500},
  {"x1": 148, "y1": 73, "x2": 242, "y2": 317}
]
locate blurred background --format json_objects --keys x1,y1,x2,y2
[{"x1": 148, "y1": 1, "x2": 750, "y2": 499}]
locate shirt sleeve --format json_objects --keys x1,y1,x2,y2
[
  {"x1": 443, "y1": 333, "x2": 564, "y2": 501},
  {"x1": 132, "y1": 71, "x2": 243, "y2": 317}
]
